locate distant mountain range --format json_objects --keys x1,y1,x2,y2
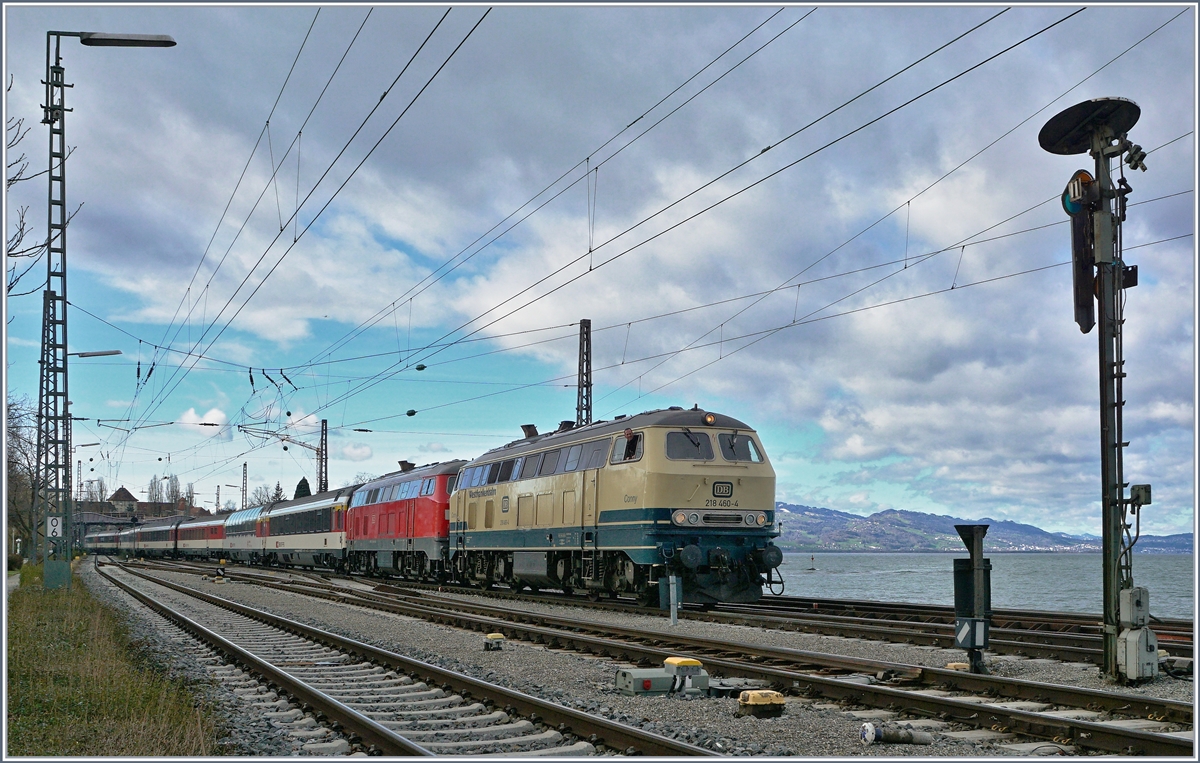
[{"x1": 774, "y1": 503, "x2": 1193, "y2": 554}]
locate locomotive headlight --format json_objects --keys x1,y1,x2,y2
[
  {"x1": 688, "y1": 512, "x2": 700, "y2": 525},
  {"x1": 673, "y1": 511, "x2": 687, "y2": 525},
  {"x1": 755, "y1": 513, "x2": 767, "y2": 526},
  {"x1": 702, "y1": 412, "x2": 716, "y2": 426}
]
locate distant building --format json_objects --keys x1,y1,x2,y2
[
  {"x1": 86, "y1": 487, "x2": 197, "y2": 521},
  {"x1": 109, "y1": 486, "x2": 138, "y2": 514}
]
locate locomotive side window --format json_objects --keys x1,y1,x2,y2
[
  {"x1": 719, "y1": 433, "x2": 764, "y2": 462},
  {"x1": 497, "y1": 459, "x2": 516, "y2": 482},
  {"x1": 611, "y1": 432, "x2": 643, "y2": 463},
  {"x1": 421, "y1": 478, "x2": 435, "y2": 495},
  {"x1": 445, "y1": 474, "x2": 456, "y2": 493},
  {"x1": 666, "y1": 430, "x2": 714, "y2": 460},
  {"x1": 520, "y1": 453, "x2": 542, "y2": 479},
  {"x1": 563, "y1": 445, "x2": 583, "y2": 472},
  {"x1": 584, "y1": 438, "x2": 611, "y2": 469},
  {"x1": 539, "y1": 449, "x2": 561, "y2": 475},
  {"x1": 486, "y1": 462, "x2": 502, "y2": 485}
]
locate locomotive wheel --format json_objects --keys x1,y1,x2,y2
[{"x1": 586, "y1": 591, "x2": 601, "y2": 602}]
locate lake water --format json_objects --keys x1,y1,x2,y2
[{"x1": 775, "y1": 552, "x2": 1194, "y2": 620}]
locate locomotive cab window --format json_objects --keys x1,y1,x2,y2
[
  {"x1": 611, "y1": 432, "x2": 643, "y2": 463},
  {"x1": 719, "y1": 433, "x2": 764, "y2": 462},
  {"x1": 666, "y1": 430, "x2": 714, "y2": 460}
]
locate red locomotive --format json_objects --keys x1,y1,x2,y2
[{"x1": 346, "y1": 460, "x2": 465, "y2": 579}]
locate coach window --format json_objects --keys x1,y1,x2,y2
[
  {"x1": 666, "y1": 430, "x2": 714, "y2": 460},
  {"x1": 539, "y1": 449, "x2": 561, "y2": 475},
  {"x1": 719, "y1": 433, "x2": 764, "y2": 463},
  {"x1": 610, "y1": 432, "x2": 644, "y2": 463},
  {"x1": 520, "y1": 453, "x2": 542, "y2": 479}
]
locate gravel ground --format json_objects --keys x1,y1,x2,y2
[
  {"x1": 82, "y1": 564, "x2": 1198, "y2": 756},
  {"x1": 79, "y1": 564, "x2": 300, "y2": 756}
]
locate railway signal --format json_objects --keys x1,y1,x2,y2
[{"x1": 1039, "y1": 97, "x2": 1155, "y2": 682}]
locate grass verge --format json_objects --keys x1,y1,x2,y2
[{"x1": 6, "y1": 565, "x2": 224, "y2": 756}]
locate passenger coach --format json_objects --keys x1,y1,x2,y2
[
  {"x1": 176, "y1": 514, "x2": 226, "y2": 561},
  {"x1": 258, "y1": 487, "x2": 353, "y2": 569},
  {"x1": 450, "y1": 406, "x2": 783, "y2": 604}
]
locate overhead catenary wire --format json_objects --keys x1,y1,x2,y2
[
  {"x1": 65, "y1": 182, "x2": 1191, "y2": 399},
  {"x1": 77, "y1": 9, "x2": 1190, "y2": 488},
  {"x1": 303, "y1": 6, "x2": 805, "y2": 369},
  {"x1": 596, "y1": 6, "x2": 1189, "y2": 403},
  {"x1": 122, "y1": 8, "x2": 473, "y2": 439},
  {"x1": 306, "y1": 7, "x2": 1084, "y2": 421}
]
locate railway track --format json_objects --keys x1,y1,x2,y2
[
  {"x1": 96, "y1": 562, "x2": 715, "y2": 756},
  {"x1": 352, "y1": 572, "x2": 1196, "y2": 663},
  {"x1": 117, "y1": 559, "x2": 1194, "y2": 755},
  {"x1": 725, "y1": 594, "x2": 1194, "y2": 651},
  {"x1": 124, "y1": 556, "x2": 1194, "y2": 664}
]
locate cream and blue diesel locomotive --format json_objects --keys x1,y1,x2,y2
[{"x1": 449, "y1": 406, "x2": 783, "y2": 604}]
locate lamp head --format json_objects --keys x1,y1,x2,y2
[{"x1": 79, "y1": 32, "x2": 176, "y2": 47}]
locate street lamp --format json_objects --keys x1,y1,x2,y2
[
  {"x1": 68, "y1": 349, "x2": 122, "y2": 357},
  {"x1": 73, "y1": 442, "x2": 100, "y2": 501},
  {"x1": 34, "y1": 31, "x2": 175, "y2": 589}
]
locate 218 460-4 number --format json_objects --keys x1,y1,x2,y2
[{"x1": 705, "y1": 499, "x2": 738, "y2": 507}]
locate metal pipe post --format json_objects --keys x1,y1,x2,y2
[{"x1": 1091, "y1": 128, "x2": 1125, "y2": 678}]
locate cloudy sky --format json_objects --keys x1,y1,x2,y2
[{"x1": 4, "y1": 4, "x2": 1194, "y2": 536}]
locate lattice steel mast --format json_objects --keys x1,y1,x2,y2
[{"x1": 576, "y1": 319, "x2": 592, "y2": 427}]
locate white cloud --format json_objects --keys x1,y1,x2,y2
[{"x1": 339, "y1": 443, "x2": 373, "y2": 462}]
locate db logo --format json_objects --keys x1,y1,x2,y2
[{"x1": 712, "y1": 482, "x2": 733, "y2": 498}]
